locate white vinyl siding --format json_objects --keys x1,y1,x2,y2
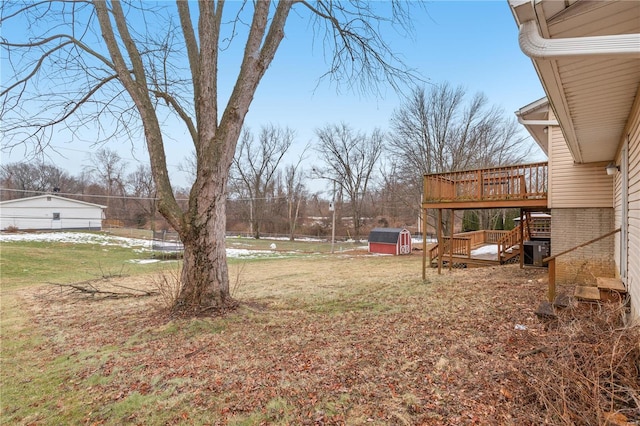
[
  {"x1": 614, "y1": 151, "x2": 623, "y2": 279},
  {"x1": 0, "y1": 195, "x2": 105, "y2": 231},
  {"x1": 548, "y1": 125, "x2": 614, "y2": 208},
  {"x1": 626, "y1": 106, "x2": 640, "y2": 318}
]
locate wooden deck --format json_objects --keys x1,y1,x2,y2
[
  {"x1": 426, "y1": 212, "x2": 550, "y2": 270},
  {"x1": 423, "y1": 162, "x2": 548, "y2": 209}
]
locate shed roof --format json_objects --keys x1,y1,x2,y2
[
  {"x1": 368, "y1": 227, "x2": 408, "y2": 244},
  {"x1": 0, "y1": 194, "x2": 107, "y2": 209}
]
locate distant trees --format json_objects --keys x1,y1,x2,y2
[
  {"x1": 84, "y1": 148, "x2": 128, "y2": 219},
  {"x1": 1, "y1": 83, "x2": 534, "y2": 240},
  {"x1": 126, "y1": 165, "x2": 157, "y2": 229},
  {"x1": 281, "y1": 161, "x2": 308, "y2": 241},
  {"x1": 231, "y1": 126, "x2": 294, "y2": 239},
  {"x1": 0, "y1": 162, "x2": 81, "y2": 199},
  {"x1": 314, "y1": 123, "x2": 383, "y2": 239}
]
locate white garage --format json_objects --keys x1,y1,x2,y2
[{"x1": 0, "y1": 195, "x2": 106, "y2": 231}]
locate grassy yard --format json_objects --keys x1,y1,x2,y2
[{"x1": 1, "y1": 234, "x2": 638, "y2": 425}]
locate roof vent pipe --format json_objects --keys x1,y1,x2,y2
[{"x1": 518, "y1": 20, "x2": 640, "y2": 60}]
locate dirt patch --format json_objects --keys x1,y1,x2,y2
[{"x1": 9, "y1": 259, "x2": 639, "y2": 424}]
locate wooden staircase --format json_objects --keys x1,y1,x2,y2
[
  {"x1": 496, "y1": 212, "x2": 532, "y2": 263},
  {"x1": 574, "y1": 277, "x2": 627, "y2": 303}
]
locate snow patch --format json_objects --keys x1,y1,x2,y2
[
  {"x1": 0, "y1": 232, "x2": 296, "y2": 259},
  {"x1": 471, "y1": 245, "x2": 499, "y2": 256}
]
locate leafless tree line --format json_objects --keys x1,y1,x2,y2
[{"x1": 2, "y1": 83, "x2": 534, "y2": 239}]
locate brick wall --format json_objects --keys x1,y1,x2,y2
[{"x1": 551, "y1": 208, "x2": 616, "y2": 285}]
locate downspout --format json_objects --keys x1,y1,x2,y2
[{"x1": 518, "y1": 20, "x2": 640, "y2": 59}]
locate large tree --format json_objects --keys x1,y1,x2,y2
[{"x1": 1, "y1": 1, "x2": 418, "y2": 313}]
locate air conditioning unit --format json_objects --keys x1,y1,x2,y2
[{"x1": 523, "y1": 241, "x2": 550, "y2": 267}]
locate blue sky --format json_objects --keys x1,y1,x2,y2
[{"x1": 2, "y1": 1, "x2": 546, "y2": 192}]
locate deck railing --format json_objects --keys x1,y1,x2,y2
[
  {"x1": 453, "y1": 230, "x2": 510, "y2": 246},
  {"x1": 485, "y1": 230, "x2": 510, "y2": 244},
  {"x1": 497, "y1": 222, "x2": 529, "y2": 261},
  {"x1": 453, "y1": 230, "x2": 486, "y2": 248},
  {"x1": 424, "y1": 162, "x2": 548, "y2": 203},
  {"x1": 428, "y1": 236, "x2": 472, "y2": 263},
  {"x1": 428, "y1": 230, "x2": 512, "y2": 264}
]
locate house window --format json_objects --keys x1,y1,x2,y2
[{"x1": 53, "y1": 213, "x2": 60, "y2": 220}]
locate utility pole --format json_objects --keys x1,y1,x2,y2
[{"x1": 330, "y1": 180, "x2": 336, "y2": 253}]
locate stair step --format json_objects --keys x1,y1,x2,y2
[
  {"x1": 574, "y1": 286, "x2": 600, "y2": 301},
  {"x1": 596, "y1": 277, "x2": 626, "y2": 292}
]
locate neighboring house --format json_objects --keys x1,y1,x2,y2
[
  {"x1": 368, "y1": 228, "x2": 412, "y2": 255},
  {"x1": 509, "y1": 0, "x2": 640, "y2": 319},
  {"x1": 0, "y1": 194, "x2": 106, "y2": 231}
]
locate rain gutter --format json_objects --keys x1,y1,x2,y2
[
  {"x1": 518, "y1": 20, "x2": 640, "y2": 59},
  {"x1": 516, "y1": 118, "x2": 557, "y2": 126}
]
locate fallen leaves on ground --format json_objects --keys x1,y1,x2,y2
[{"x1": 9, "y1": 259, "x2": 639, "y2": 425}]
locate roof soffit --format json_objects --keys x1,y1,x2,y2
[{"x1": 513, "y1": 0, "x2": 640, "y2": 164}]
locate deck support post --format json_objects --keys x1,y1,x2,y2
[
  {"x1": 437, "y1": 209, "x2": 443, "y2": 274},
  {"x1": 519, "y1": 209, "x2": 524, "y2": 269},
  {"x1": 449, "y1": 209, "x2": 454, "y2": 271}
]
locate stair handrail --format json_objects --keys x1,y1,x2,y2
[
  {"x1": 542, "y1": 227, "x2": 620, "y2": 303},
  {"x1": 496, "y1": 217, "x2": 531, "y2": 262}
]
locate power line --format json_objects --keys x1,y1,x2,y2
[
  {"x1": 0, "y1": 187, "x2": 161, "y2": 201},
  {"x1": 0, "y1": 187, "x2": 292, "y2": 202}
]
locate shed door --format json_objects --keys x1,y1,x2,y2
[{"x1": 399, "y1": 231, "x2": 411, "y2": 254}]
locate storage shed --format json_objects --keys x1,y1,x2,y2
[
  {"x1": 368, "y1": 227, "x2": 412, "y2": 255},
  {"x1": 0, "y1": 194, "x2": 107, "y2": 231}
]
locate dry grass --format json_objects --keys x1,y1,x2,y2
[
  {"x1": 2, "y1": 255, "x2": 638, "y2": 425},
  {"x1": 151, "y1": 264, "x2": 183, "y2": 310},
  {"x1": 515, "y1": 301, "x2": 640, "y2": 425}
]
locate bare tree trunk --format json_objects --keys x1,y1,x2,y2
[{"x1": 178, "y1": 178, "x2": 231, "y2": 310}]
